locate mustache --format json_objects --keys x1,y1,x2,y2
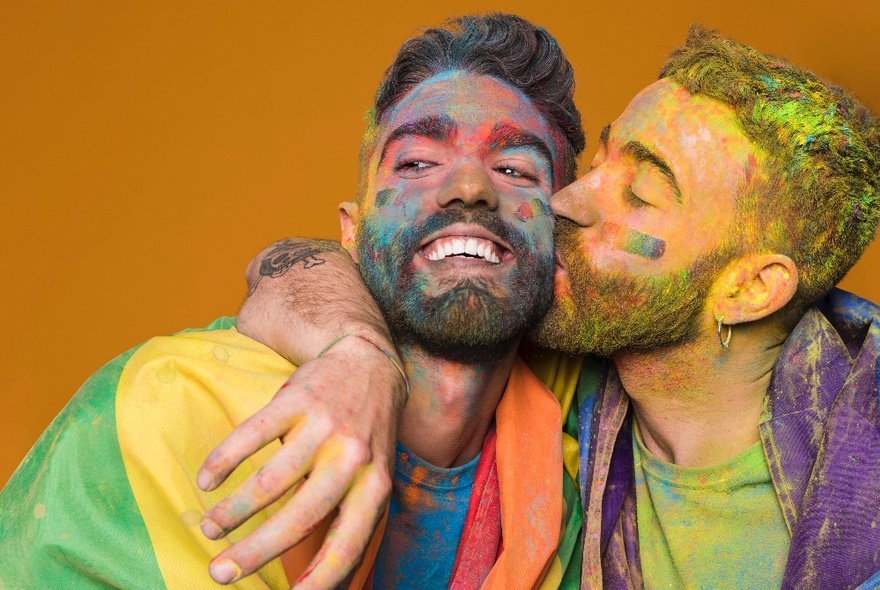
[
  {"x1": 398, "y1": 208, "x2": 530, "y2": 257},
  {"x1": 553, "y1": 218, "x2": 585, "y2": 255},
  {"x1": 553, "y1": 218, "x2": 580, "y2": 242}
]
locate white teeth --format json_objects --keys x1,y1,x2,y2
[{"x1": 425, "y1": 236, "x2": 502, "y2": 263}]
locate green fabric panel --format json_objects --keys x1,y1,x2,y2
[
  {"x1": 0, "y1": 344, "x2": 164, "y2": 589},
  {"x1": 0, "y1": 317, "x2": 237, "y2": 589},
  {"x1": 555, "y1": 382, "x2": 583, "y2": 589},
  {"x1": 556, "y1": 466, "x2": 584, "y2": 589}
]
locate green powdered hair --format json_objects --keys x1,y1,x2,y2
[{"x1": 661, "y1": 24, "x2": 880, "y2": 321}]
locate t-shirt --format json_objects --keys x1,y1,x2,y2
[
  {"x1": 632, "y1": 423, "x2": 790, "y2": 589},
  {"x1": 371, "y1": 442, "x2": 479, "y2": 589}
]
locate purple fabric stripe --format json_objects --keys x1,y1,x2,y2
[
  {"x1": 761, "y1": 305, "x2": 854, "y2": 530},
  {"x1": 781, "y1": 320, "x2": 880, "y2": 589}
]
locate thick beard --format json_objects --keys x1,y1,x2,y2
[
  {"x1": 358, "y1": 209, "x2": 554, "y2": 364},
  {"x1": 531, "y1": 219, "x2": 735, "y2": 357}
]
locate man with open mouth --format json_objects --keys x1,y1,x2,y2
[{"x1": 0, "y1": 13, "x2": 586, "y2": 589}]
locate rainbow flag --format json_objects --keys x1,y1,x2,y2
[{"x1": 0, "y1": 319, "x2": 583, "y2": 588}]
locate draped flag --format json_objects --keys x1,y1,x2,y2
[{"x1": 0, "y1": 320, "x2": 584, "y2": 589}]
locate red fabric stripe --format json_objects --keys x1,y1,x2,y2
[{"x1": 449, "y1": 427, "x2": 502, "y2": 590}]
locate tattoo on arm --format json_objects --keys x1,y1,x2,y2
[{"x1": 247, "y1": 240, "x2": 342, "y2": 297}]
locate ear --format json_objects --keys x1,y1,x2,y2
[
  {"x1": 711, "y1": 253, "x2": 798, "y2": 325},
  {"x1": 338, "y1": 201, "x2": 359, "y2": 263}
]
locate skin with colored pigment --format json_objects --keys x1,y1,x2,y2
[
  {"x1": 515, "y1": 197, "x2": 553, "y2": 222},
  {"x1": 374, "y1": 188, "x2": 398, "y2": 208},
  {"x1": 348, "y1": 71, "x2": 558, "y2": 364},
  {"x1": 603, "y1": 221, "x2": 665, "y2": 260},
  {"x1": 535, "y1": 79, "x2": 757, "y2": 357}
]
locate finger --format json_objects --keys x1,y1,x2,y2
[
  {"x1": 200, "y1": 424, "x2": 327, "y2": 539},
  {"x1": 207, "y1": 455, "x2": 360, "y2": 584},
  {"x1": 292, "y1": 468, "x2": 391, "y2": 590},
  {"x1": 197, "y1": 388, "x2": 305, "y2": 492}
]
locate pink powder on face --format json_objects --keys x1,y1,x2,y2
[{"x1": 515, "y1": 198, "x2": 551, "y2": 221}]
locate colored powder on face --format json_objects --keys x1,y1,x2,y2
[
  {"x1": 604, "y1": 222, "x2": 666, "y2": 260},
  {"x1": 515, "y1": 198, "x2": 552, "y2": 221},
  {"x1": 375, "y1": 188, "x2": 398, "y2": 208}
]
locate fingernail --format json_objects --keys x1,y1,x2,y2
[
  {"x1": 197, "y1": 470, "x2": 214, "y2": 491},
  {"x1": 209, "y1": 559, "x2": 241, "y2": 584},
  {"x1": 200, "y1": 517, "x2": 224, "y2": 539}
]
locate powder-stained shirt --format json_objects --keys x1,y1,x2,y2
[
  {"x1": 632, "y1": 425, "x2": 790, "y2": 589},
  {"x1": 372, "y1": 443, "x2": 479, "y2": 588}
]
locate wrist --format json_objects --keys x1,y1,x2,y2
[{"x1": 318, "y1": 332, "x2": 409, "y2": 403}]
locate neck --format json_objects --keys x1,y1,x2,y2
[
  {"x1": 613, "y1": 318, "x2": 788, "y2": 467},
  {"x1": 396, "y1": 339, "x2": 518, "y2": 468}
]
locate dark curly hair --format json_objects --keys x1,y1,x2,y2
[
  {"x1": 356, "y1": 13, "x2": 585, "y2": 197},
  {"x1": 661, "y1": 24, "x2": 880, "y2": 319}
]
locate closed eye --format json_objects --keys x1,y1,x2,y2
[{"x1": 625, "y1": 187, "x2": 650, "y2": 208}]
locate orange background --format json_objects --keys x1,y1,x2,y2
[{"x1": 2, "y1": 1, "x2": 879, "y2": 485}]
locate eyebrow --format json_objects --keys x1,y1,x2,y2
[
  {"x1": 622, "y1": 141, "x2": 682, "y2": 203},
  {"x1": 487, "y1": 122, "x2": 555, "y2": 176},
  {"x1": 378, "y1": 114, "x2": 456, "y2": 165}
]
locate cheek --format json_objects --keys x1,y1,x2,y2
[
  {"x1": 529, "y1": 219, "x2": 555, "y2": 253},
  {"x1": 359, "y1": 212, "x2": 406, "y2": 252},
  {"x1": 604, "y1": 222, "x2": 666, "y2": 260},
  {"x1": 514, "y1": 197, "x2": 553, "y2": 221},
  {"x1": 374, "y1": 188, "x2": 398, "y2": 208}
]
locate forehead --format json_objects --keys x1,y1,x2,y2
[
  {"x1": 612, "y1": 79, "x2": 761, "y2": 203},
  {"x1": 379, "y1": 71, "x2": 558, "y2": 151}
]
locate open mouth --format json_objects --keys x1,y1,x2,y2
[
  {"x1": 423, "y1": 236, "x2": 504, "y2": 263},
  {"x1": 417, "y1": 222, "x2": 515, "y2": 266}
]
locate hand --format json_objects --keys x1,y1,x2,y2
[{"x1": 196, "y1": 335, "x2": 406, "y2": 588}]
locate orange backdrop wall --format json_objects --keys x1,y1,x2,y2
[{"x1": 2, "y1": 0, "x2": 879, "y2": 485}]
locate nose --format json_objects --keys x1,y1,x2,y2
[
  {"x1": 436, "y1": 158, "x2": 499, "y2": 210},
  {"x1": 550, "y1": 172, "x2": 600, "y2": 227}
]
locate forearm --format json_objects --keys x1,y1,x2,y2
[
  {"x1": 201, "y1": 239, "x2": 402, "y2": 585},
  {"x1": 238, "y1": 238, "x2": 394, "y2": 365}
]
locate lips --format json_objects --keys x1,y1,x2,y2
[
  {"x1": 423, "y1": 236, "x2": 502, "y2": 263},
  {"x1": 554, "y1": 249, "x2": 567, "y2": 271}
]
